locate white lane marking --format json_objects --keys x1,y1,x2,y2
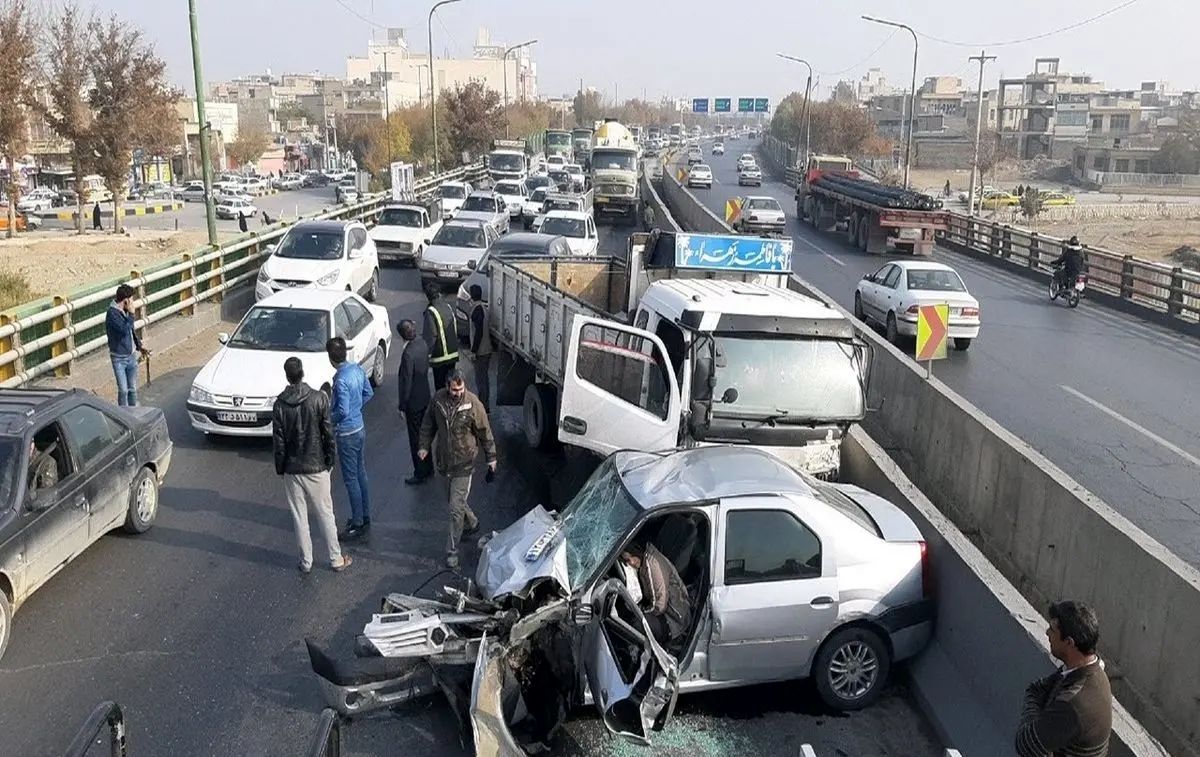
[
  {"x1": 1061, "y1": 385, "x2": 1200, "y2": 468},
  {"x1": 794, "y1": 234, "x2": 845, "y2": 266}
]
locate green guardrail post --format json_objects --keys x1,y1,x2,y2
[
  {"x1": 131, "y1": 269, "x2": 147, "y2": 340},
  {"x1": 51, "y1": 296, "x2": 73, "y2": 378},
  {"x1": 210, "y1": 249, "x2": 225, "y2": 303},
  {"x1": 181, "y1": 253, "x2": 196, "y2": 316},
  {"x1": 0, "y1": 313, "x2": 21, "y2": 383}
]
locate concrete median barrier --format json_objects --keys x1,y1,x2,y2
[{"x1": 37, "y1": 201, "x2": 185, "y2": 221}]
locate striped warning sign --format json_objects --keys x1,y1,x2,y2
[{"x1": 725, "y1": 198, "x2": 743, "y2": 225}]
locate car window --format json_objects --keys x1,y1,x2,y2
[
  {"x1": 350, "y1": 228, "x2": 368, "y2": 250},
  {"x1": 333, "y1": 304, "x2": 353, "y2": 339},
  {"x1": 61, "y1": 406, "x2": 124, "y2": 468},
  {"x1": 883, "y1": 266, "x2": 902, "y2": 288},
  {"x1": 575, "y1": 322, "x2": 670, "y2": 420},
  {"x1": 229, "y1": 307, "x2": 329, "y2": 352},
  {"x1": 724, "y1": 509, "x2": 821, "y2": 584},
  {"x1": 905, "y1": 268, "x2": 966, "y2": 292},
  {"x1": 432, "y1": 224, "x2": 486, "y2": 248},
  {"x1": 342, "y1": 297, "x2": 373, "y2": 335},
  {"x1": 869, "y1": 264, "x2": 890, "y2": 282},
  {"x1": 462, "y1": 196, "x2": 496, "y2": 213}
]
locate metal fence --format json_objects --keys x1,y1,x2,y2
[
  {"x1": 1084, "y1": 169, "x2": 1200, "y2": 188},
  {"x1": 0, "y1": 163, "x2": 486, "y2": 387}
]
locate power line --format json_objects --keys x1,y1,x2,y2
[
  {"x1": 331, "y1": 0, "x2": 385, "y2": 29},
  {"x1": 915, "y1": 0, "x2": 1141, "y2": 47},
  {"x1": 817, "y1": 29, "x2": 898, "y2": 76}
]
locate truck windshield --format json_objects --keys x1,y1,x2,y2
[
  {"x1": 560, "y1": 457, "x2": 641, "y2": 587},
  {"x1": 377, "y1": 208, "x2": 423, "y2": 227},
  {"x1": 490, "y1": 153, "x2": 525, "y2": 171},
  {"x1": 546, "y1": 132, "x2": 572, "y2": 149},
  {"x1": 712, "y1": 336, "x2": 865, "y2": 421},
  {"x1": 590, "y1": 149, "x2": 637, "y2": 172}
]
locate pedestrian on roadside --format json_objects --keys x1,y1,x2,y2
[
  {"x1": 396, "y1": 319, "x2": 433, "y2": 485},
  {"x1": 238, "y1": 211, "x2": 248, "y2": 233},
  {"x1": 422, "y1": 282, "x2": 459, "y2": 390},
  {"x1": 1015, "y1": 600, "x2": 1112, "y2": 757},
  {"x1": 466, "y1": 285, "x2": 492, "y2": 411},
  {"x1": 1017, "y1": 183, "x2": 1026, "y2": 197},
  {"x1": 943, "y1": 179, "x2": 951, "y2": 197},
  {"x1": 326, "y1": 336, "x2": 374, "y2": 540},
  {"x1": 418, "y1": 369, "x2": 496, "y2": 569},
  {"x1": 92, "y1": 202, "x2": 102, "y2": 230},
  {"x1": 272, "y1": 357, "x2": 352, "y2": 574},
  {"x1": 106, "y1": 284, "x2": 150, "y2": 407}
]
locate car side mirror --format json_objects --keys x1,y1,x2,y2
[
  {"x1": 720, "y1": 387, "x2": 739, "y2": 404},
  {"x1": 217, "y1": 332, "x2": 230, "y2": 344},
  {"x1": 424, "y1": 238, "x2": 432, "y2": 246},
  {"x1": 349, "y1": 247, "x2": 364, "y2": 259},
  {"x1": 266, "y1": 243, "x2": 277, "y2": 254},
  {"x1": 466, "y1": 259, "x2": 477, "y2": 270}
]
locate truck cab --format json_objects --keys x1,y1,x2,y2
[
  {"x1": 590, "y1": 119, "x2": 642, "y2": 225},
  {"x1": 487, "y1": 139, "x2": 529, "y2": 184}
]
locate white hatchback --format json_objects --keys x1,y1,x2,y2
[
  {"x1": 854, "y1": 261, "x2": 981, "y2": 351},
  {"x1": 256, "y1": 220, "x2": 380, "y2": 303}
]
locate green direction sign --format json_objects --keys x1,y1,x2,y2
[
  {"x1": 714, "y1": 98, "x2": 731, "y2": 113},
  {"x1": 754, "y1": 98, "x2": 769, "y2": 113},
  {"x1": 737, "y1": 97, "x2": 754, "y2": 113}
]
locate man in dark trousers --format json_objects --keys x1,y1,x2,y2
[
  {"x1": 396, "y1": 319, "x2": 432, "y2": 485},
  {"x1": 272, "y1": 357, "x2": 351, "y2": 574},
  {"x1": 422, "y1": 282, "x2": 459, "y2": 390},
  {"x1": 466, "y1": 285, "x2": 492, "y2": 411},
  {"x1": 92, "y1": 202, "x2": 102, "y2": 230},
  {"x1": 1015, "y1": 600, "x2": 1112, "y2": 757}
]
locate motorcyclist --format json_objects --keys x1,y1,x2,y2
[{"x1": 1050, "y1": 235, "x2": 1084, "y2": 292}]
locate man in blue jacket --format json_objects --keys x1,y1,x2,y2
[
  {"x1": 106, "y1": 284, "x2": 150, "y2": 406},
  {"x1": 327, "y1": 337, "x2": 374, "y2": 540}
]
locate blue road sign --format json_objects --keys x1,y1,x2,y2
[
  {"x1": 737, "y1": 97, "x2": 754, "y2": 113},
  {"x1": 754, "y1": 98, "x2": 769, "y2": 113},
  {"x1": 674, "y1": 233, "x2": 794, "y2": 273},
  {"x1": 714, "y1": 98, "x2": 731, "y2": 113},
  {"x1": 692, "y1": 98, "x2": 709, "y2": 113}
]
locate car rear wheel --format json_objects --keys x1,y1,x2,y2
[
  {"x1": 853, "y1": 293, "x2": 865, "y2": 321},
  {"x1": 953, "y1": 337, "x2": 972, "y2": 351},
  {"x1": 522, "y1": 383, "x2": 558, "y2": 450},
  {"x1": 885, "y1": 313, "x2": 899, "y2": 344},
  {"x1": 369, "y1": 342, "x2": 386, "y2": 387},
  {"x1": 123, "y1": 466, "x2": 159, "y2": 534},
  {"x1": 813, "y1": 626, "x2": 891, "y2": 710}
]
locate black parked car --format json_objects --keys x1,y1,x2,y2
[{"x1": 0, "y1": 388, "x2": 173, "y2": 661}]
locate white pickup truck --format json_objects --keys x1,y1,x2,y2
[
  {"x1": 487, "y1": 230, "x2": 870, "y2": 477},
  {"x1": 369, "y1": 201, "x2": 443, "y2": 265}
]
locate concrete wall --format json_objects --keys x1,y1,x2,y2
[
  {"x1": 659, "y1": 160, "x2": 732, "y2": 234},
  {"x1": 640, "y1": 168, "x2": 681, "y2": 233}
]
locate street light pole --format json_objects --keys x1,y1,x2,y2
[
  {"x1": 187, "y1": 0, "x2": 217, "y2": 246},
  {"x1": 382, "y1": 51, "x2": 393, "y2": 166},
  {"x1": 862, "y1": 15, "x2": 918, "y2": 188},
  {"x1": 428, "y1": 0, "x2": 463, "y2": 174},
  {"x1": 776, "y1": 54, "x2": 813, "y2": 168},
  {"x1": 502, "y1": 40, "x2": 537, "y2": 139},
  {"x1": 967, "y1": 50, "x2": 997, "y2": 217}
]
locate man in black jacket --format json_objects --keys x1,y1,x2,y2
[
  {"x1": 272, "y1": 357, "x2": 352, "y2": 574},
  {"x1": 396, "y1": 319, "x2": 433, "y2": 485}
]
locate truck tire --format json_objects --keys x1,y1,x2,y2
[
  {"x1": 847, "y1": 213, "x2": 859, "y2": 246},
  {"x1": 857, "y1": 217, "x2": 870, "y2": 251},
  {"x1": 523, "y1": 384, "x2": 558, "y2": 450}
]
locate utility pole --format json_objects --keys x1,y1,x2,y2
[
  {"x1": 383, "y1": 51, "x2": 392, "y2": 166},
  {"x1": 187, "y1": 0, "x2": 217, "y2": 246},
  {"x1": 503, "y1": 40, "x2": 537, "y2": 139},
  {"x1": 967, "y1": 49, "x2": 997, "y2": 217},
  {"x1": 428, "y1": 0, "x2": 464, "y2": 174}
]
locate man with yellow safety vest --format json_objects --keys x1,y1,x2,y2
[{"x1": 422, "y1": 282, "x2": 459, "y2": 391}]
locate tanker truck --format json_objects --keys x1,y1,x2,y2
[{"x1": 589, "y1": 119, "x2": 641, "y2": 225}]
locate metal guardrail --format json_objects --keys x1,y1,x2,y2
[
  {"x1": 0, "y1": 162, "x2": 486, "y2": 387},
  {"x1": 64, "y1": 701, "x2": 127, "y2": 757},
  {"x1": 306, "y1": 708, "x2": 341, "y2": 757}
]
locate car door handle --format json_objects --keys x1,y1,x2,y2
[
  {"x1": 125, "y1": 454, "x2": 136, "y2": 466},
  {"x1": 74, "y1": 495, "x2": 88, "y2": 510},
  {"x1": 810, "y1": 596, "x2": 835, "y2": 607},
  {"x1": 561, "y1": 415, "x2": 587, "y2": 435}
]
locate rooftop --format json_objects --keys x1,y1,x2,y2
[{"x1": 616, "y1": 447, "x2": 813, "y2": 509}]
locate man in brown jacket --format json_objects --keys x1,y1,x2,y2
[
  {"x1": 1015, "y1": 600, "x2": 1112, "y2": 757},
  {"x1": 418, "y1": 369, "x2": 497, "y2": 569}
]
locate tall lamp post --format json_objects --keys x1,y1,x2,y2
[
  {"x1": 776, "y1": 53, "x2": 812, "y2": 168},
  {"x1": 503, "y1": 40, "x2": 538, "y2": 138},
  {"x1": 428, "y1": 0, "x2": 464, "y2": 174},
  {"x1": 862, "y1": 15, "x2": 918, "y2": 189},
  {"x1": 187, "y1": 0, "x2": 217, "y2": 245}
]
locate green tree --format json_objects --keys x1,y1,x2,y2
[
  {"x1": 442, "y1": 81, "x2": 502, "y2": 163},
  {"x1": 0, "y1": 0, "x2": 37, "y2": 238},
  {"x1": 342, "y1": 116, "x2": 412, "y2": 177},
  {"x1": 1020, "y1": 187, "x2": 1045, "y2": 221}
]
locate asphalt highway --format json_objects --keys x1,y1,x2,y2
[
  {"x1": 692, "y1": 141, "x2": 1200, "y2": 568},
  {"x1": 0, "y1": 221, "x2": 940, "y2": 755}
]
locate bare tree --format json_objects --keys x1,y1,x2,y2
[
  {"x1": 0, "y1": 0, "x2": 37, "y2": 238},
  {"x1": 87, "y1": 15, "x2": 176, "y2": 234},
  {"x1": 226, "y1": 126, "x2": 270, "y2": 168},
  {"x1": 33, "y1": 2, "x2": 94, "y2": 234}
]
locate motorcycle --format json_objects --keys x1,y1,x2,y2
[{"x1": 1049, "y1": 264, "x2": 1086, "y2": 308}]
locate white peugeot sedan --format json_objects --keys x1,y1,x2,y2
[
  {"x1": 187, "y1": 289, "x2": 391, "y2": 437},
  {"x1": 437, "y1": 181, "x2": 473, "y2": 220},
  {"x1": 854, "y1": 260, "x2": 981, "y2": 351},
  {"x1": 418, "y1": 218, "x2": 498, "y2": 285},
  {"x1": 256, "y1": 220, "x2": 380, "y2": 303},
  {"x1": 687, "y1": 164, "x2": 713, "y2": 189},
  {"x1": 538, "y1": 210, "x2": 599, "y2": 256},
  {"x1": 492, "y1": 180, "x2": 528, "y2": 222},
  {"x1": 215, "y1": 195, "x2": 257, "y2": 221}
]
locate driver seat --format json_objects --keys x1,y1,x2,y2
[{"x1": 655, "y1": 515, "x2": 699, "y2": 587}]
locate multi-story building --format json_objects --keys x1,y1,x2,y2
[
  {"x1": 997, "y1": 58, "x2": 1104, "y2": 160},
  {"x1": 209, "y1": 73, "x2": 283, "y2": 135},
  {"x1": 858, "y1": 68, "x2": 891, "y2": 102}
]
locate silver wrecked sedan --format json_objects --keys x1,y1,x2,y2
[{"x1": 306, "y1": 446, "x2": 934, "y2": 753}]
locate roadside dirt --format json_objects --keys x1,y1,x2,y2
[
  {"x1": 1030, "y1": 217, "x2": 1200, "y2": 264},
  {"x1": 0, "y1": 229, "x2": 215, "y2": 300}
]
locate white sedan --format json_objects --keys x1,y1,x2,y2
[
  {"x1": 187, "y1": 289, "x2": 391, "y2": 437},
  {"x1": 854, "y1": 260, "x2": 980, "y2": 351},
  {"x1": 538, "y1": 210, "x2": 598, "y2": 256},
  {"x1": 256, "y1": 220, "x2": 380, "y2": 302},
  {"x1": 215, "y1": 196, "x2": 257, "y2": 220},
  {"x1": 687, "y1": 164, "x2": 713, "y2": 189}
]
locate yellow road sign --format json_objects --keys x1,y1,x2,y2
[
  {"x1": 725, "y1": 198, "x2": 743, "y2": 225},
  {"x1": 916, "y1": 303, "x2": 949, "y2": 361},
  {"x1": 676, "y1": 167, "x2": 687, "y2": 182}
]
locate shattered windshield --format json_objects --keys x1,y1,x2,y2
[{"x1": 560, "y1": 457, "x2": 641, "y2": 586}]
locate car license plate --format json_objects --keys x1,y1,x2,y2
[
  {"x1": 216, "y1": 411, "x2": 257, "y2": 423},
  {"x1": 438, "y1": 271, "x2": 458, "y2": 278},
  {"x1": 594, "y1": 197, "x2": 607, "y2": 203}
]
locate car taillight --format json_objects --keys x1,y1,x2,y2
[
  {"x1": 960, "y1": 306, "x2": 979, "y2": 317},
  {"x1": 919, "y1": 541, "x2": 932, "y2": 598},
  {"x1": 906, "y1": 304, "x2": 920, "y2": 314}
]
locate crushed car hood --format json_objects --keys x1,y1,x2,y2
[{"x1": 476, "y1": 505, "x2": 570, "y2": 601}]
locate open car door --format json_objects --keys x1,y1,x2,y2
[
  {"x1": 582, "y1": 579, "x2": 680, "y2": 744},
  {"x1": 559, "y1": 315, "x2": 681, "y2": 455}
]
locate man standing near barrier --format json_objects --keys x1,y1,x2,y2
[
  {"x1": 466, "y1": 285, "x2": 492, "y2": 411},
  {"x1": 327, "y1": 337, "x2": 374, "y2": 540},
  {"x1": 417, "y1": 370, "x2": 496, "y2": 569},
  {"x1": 422, "y1": 282, "x2": 458, "y2": 390},
  {"x1": 396, "y1": 319, "x2": 432, "y2": 485},
  {"x1": 272, "y1": 357, "x2": 351, "y2": 574},
  {"x1": 1015, "y1": 600, "x2": 1111, "y2": 757},
  {"x1": 106, "y1": 284, "x2": 150, "y2": 407}
]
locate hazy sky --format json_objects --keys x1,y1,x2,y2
[{"x1": 105, "y1": 0, "x2": 1195, "y2": 105}]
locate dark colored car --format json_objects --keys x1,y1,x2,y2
[
  {"x1": 453, "y1": 232, "x2": 574, "y2": 340},
  {"x1": 548, "y1": 170, "x2": 572, "y2": 192},
  {"x1": 0, "y1": 388, "x2": 173, "y2": 661},
  {"x1": 524, "y1": 175, "x2": 552, "y2": 194}
]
